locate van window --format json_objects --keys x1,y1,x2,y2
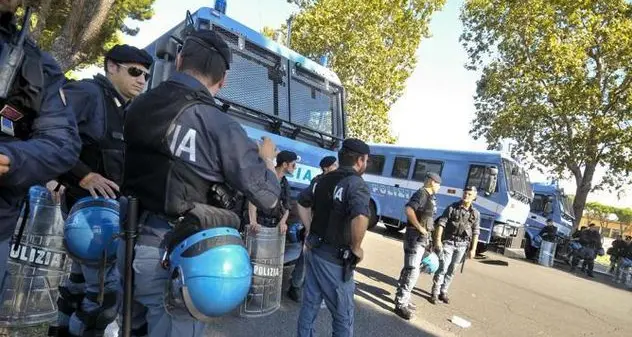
[
  {"x1": 412, "y1": 159, "x2": 443, "y2": 181},
  {"x1": 391, "y1": 157, "x2": 412, "y2": 179},
  {"x1": 366, "y1": 154, "x2": 385, "y2": 175},
  {"x1": 466, "y1": 164, "x2": 499, "y2": 192}
]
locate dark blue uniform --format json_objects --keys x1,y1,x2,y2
[
  {"x1": 55, "y1": 74, "x2": 127, "y2": 337},
  {"x1": 118, "y1": 71, "x2": 280, "y2": 337},
  {"x1": 296, "y1": 166, "x2": 370, "y2": 337},
  {"x1": 0, "y1": 47, "x2": 80, "y2": 290}
]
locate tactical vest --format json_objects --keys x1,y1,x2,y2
[
  {"x1": 444, "y1": 202, "x2": 477, "y2": 241},
  {"x1": 0, "y1": 35, "x2": 44, "y2": 140},
  {"x1": 65, "y1": 76, "x2": 126, "y2": 204},
  {"x1": 310, "y1": 169, "x2": 356, "y2": 248},
  {"x1": 122, "y1": 81, "x2": 223, "y2": 218},
  {"x1": 256, "y1": 176, "x2": 288, "y2": 227}
]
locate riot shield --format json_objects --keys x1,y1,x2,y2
[
  {"x1": 239, "y1": 226, "x2": 285, "y2": 318},
  {"x1": 0, "y1": 186, "x2": 70, "y2": 327}
]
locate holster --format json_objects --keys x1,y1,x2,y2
[{"x1": 339, "y1": 248, "x2": 359, "y2": 282}]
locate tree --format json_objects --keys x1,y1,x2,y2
[
  {"x1": 613, "y1": 207, "x2": 632, "y2": 236},
  {"x1": 23, "y1": 0, "x2": 155, "y2": 72},
  {"x1": 265, "y1": 0, "x2": 446, "y2": 143},
  {"x1": 584, "y1": 202, "x2": 616, "y2": 231},
  {"x1": 460, "y1": 0, "x2": 632, "y2": 228}
]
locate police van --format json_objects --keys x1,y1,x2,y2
[
  {"x1": 523, "y1": 182, "x2": 575, "y2": 259},
  {"x1": 364, "y1": 144, "x2": 533, "y2": 250},
  {"x1": 143, "y1": 6, "x2": 343, "y2": 198}
]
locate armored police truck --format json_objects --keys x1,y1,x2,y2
[
  {"x1": 524, "y1": 181, "x2": 575, "y2": 259},
  {"x1": 143, "y1": 6, "x2": 344, "y2": 198}
]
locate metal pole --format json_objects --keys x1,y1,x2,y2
[{"x1": 122, "y1": 196, "x2": 139, "y2": 337}]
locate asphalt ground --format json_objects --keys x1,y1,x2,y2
[
  {"x1": 3, "y1": 224, "x2": 631, "y2": 337},
  {"x1": 201, "y1": 224, "x2": 632, "y2": 337}
]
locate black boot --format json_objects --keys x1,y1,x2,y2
[{"x1": 394, "y1": 305, "x2": 414, "y2": 320}]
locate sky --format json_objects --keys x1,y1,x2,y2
[{"x1": 77, "y1": 0, "x2": 631, "y2": 209}]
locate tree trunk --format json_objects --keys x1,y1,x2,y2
[
  {"x1": 49, "y1": 0, "x2": 116, "y2": 72},
  {"x1": 570, "y1": 163, "x2": 597, "y2": 230}
]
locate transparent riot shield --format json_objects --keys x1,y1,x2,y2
[
  {"x1": 538, "y1": 240, "x2": 557, "y2": 268},
  {"x1": 239, "y1": 226, "x2": 285, "y2": 318},
  {"x1": 0, "y1": 186, "x2": 71, "y2": 327}
]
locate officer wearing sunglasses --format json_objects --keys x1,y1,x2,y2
[{"x1": 46, "y1": 44, "x2": 153, "y2": 337}]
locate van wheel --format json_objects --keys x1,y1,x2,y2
[{"x1": 368, "y1": 201, "x2": 378, "y2": 230}]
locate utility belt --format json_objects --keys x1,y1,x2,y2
[
  {"x1": 135, "y1": 202, "x2": 242, "y2": 252},
  {"x1": 307, "y1": 234, "x2": 359, "y2": 282}
]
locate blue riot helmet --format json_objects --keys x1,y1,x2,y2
[
  {"x1": 63, "y1": 197, "x2": 121, "y2": 266},
  {"x1": 421, "y1": 252, "x2": 440, "y2": 274},
  {"x1": 164, "y1": 227, "x2": 252, "y2": 319},
  {"x1": 286, "y1": 223, "x2": 302, "y2": 243},
  {"x1": 569, "y1": 240, "x2": 582, "y2": 250}
]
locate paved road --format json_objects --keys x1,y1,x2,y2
[
  {"x1": 205, "y1": 225, "x2": 632, "y2": 337},
  {"x1": 4, "y1": 225, "x2": 631, "y2": 337}
]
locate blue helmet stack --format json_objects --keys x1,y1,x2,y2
[
  {"x1": 63, "y1": 197, "x2": 121, "y2": 266},
  {"x1": 164, "y1": 227, "x2": 252, "y2": 319}
]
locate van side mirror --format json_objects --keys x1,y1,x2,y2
[{"x1": 483, "y1": 166, "x2": 498, "y2": 195}]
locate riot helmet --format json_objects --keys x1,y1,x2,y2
[
  {"x1": 164, "y1": 227, "x2": 252, "y2": 320},
  {"x1": 63, "y1": 197, "x2": 121, "y2": 266}
]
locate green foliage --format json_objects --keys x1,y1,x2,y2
[
  {"x1": 268, "y1": 0, "x2": 446, "y2": 143},
  {"x1": 460, "y1": 0, "x2": 632, "y2": 226},
  {"x1": 24, "y1": 0, "x2": 155, "y2": 72}
]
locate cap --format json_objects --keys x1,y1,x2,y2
[
  {"x1": 319, "y1": 156, "x2": 337, "y2": 169},
  {"x1": 342, "y1": 138, "x2": 370, "y2": 155},
  {"x1": 425, "y1": 172, "x2": 442, "y2": 184},
  {"x1": 184, "y1": 30, "x2": 232, "y2": 70},
  {"x1": 105, "y1": 44, "x2": 153, "y2": 69},
  {"x1": 546, "y1": 218, "x2": 554, "y2": 223},
  {"x1": 276, "y1": 150, "x2": 297, "y2": 166},
  {"x1": 464, "y1": 186, "x2": 478, "y2": 193}
]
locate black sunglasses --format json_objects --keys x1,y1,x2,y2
[{"x1": 117, "y1": 64, "x2": 151, "y2": 80}]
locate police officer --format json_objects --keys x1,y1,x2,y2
[
  {"x1": 296, "y1": 139, "x2": 371, "y2": 337},
  {"x1": 247, "y1": 150, "x2": 297, "y2": 234},
  {"x1": 119, "y1": 30, "x2": 281, "y2": 337},
  {"x1": 47, "y1": 44, "x2": 153, "y2": 337},
  {"x1": 431, "y1": 186, "x2": 480, "y2": 305},
  {"x1": 393, "y1": 172, "x2": 440, "y2": 320},
  {"x1": 288, "y1": 155, "x2": 338, "y2": 302},
  {"x1": 571, "y1": 223, "x2": 603, "y2": 277},
  {"x1": 539, "y1": 219, "x2": 558, "y2": 242},
  {"x1": 0, "y1": 1, "x2": 80, "y2": 290},
  {"x1": 609, "y1": 234, "x2": 626, "y2": 274},
  {"x1": 318, "y1": 155, "x2": 338, "y2": 175}
]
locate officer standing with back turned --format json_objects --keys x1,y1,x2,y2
[
  {"x1": 0, "y1": 1, "x2": 80, "y2": 290},
  {"x1": 296, "y1": 139, "x2": 371, "y2": 337},
  {"x1": 120, "y1": 29, "x2": 281, "y2": 337},
  {"x1": 394, "y1": 172, "x2": 441, "y2": 320},
  {"x1": 47, "y1": 44, "x2": 153, "y2": 337}
]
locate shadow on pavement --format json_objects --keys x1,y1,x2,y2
[
  {"x1": 204, "y1": 292, "x2": 439, "y2": 337},
  {"x1": 478, "y1": 259, "x2": 509, "y2": 267}
]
